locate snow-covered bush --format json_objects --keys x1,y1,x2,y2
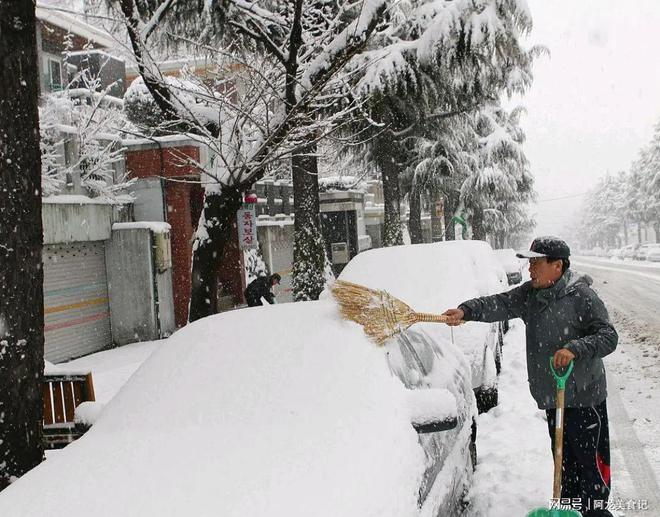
[
  {"x1": 39, "y1": 89, "x2": 133, "y2": 201},
  {"x1": 243, "y1": 248, "x2": 268, "y2": 284}
]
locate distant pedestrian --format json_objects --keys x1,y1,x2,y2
[
  {"x1": 443, "y1": 236, "x2": 617, "y2": 517},
  {"x1": 245, "y1": 273, "x2": 281, "y2": 307}
]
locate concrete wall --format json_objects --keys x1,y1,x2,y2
[
  {"x1": 364, "y1": 205, "x2": 384, "y2": 249},
  {"x1": 42, "y1": 200, "x2": 112, "y2": 244},
  {"x1": 105, "y1": 227, "x2": 175, "y2": 344},
  {"x1": 105, "y1": 228, "x2": 158, "y2": 344}
]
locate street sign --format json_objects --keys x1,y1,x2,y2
[{"x1": 237, "y1": 206, "x2": 258, "y2": 250}]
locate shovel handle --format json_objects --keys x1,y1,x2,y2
[
  {"x1": 550, "y1": 356, "x2": 573, "y2": 501},
  {"x1": 553, "y1": 388, "x2": 565, "y2": 499},
  {"x1": 549, "y1": 357, "x2": 574, "y2": 390}
]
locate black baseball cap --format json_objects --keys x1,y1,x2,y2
[{"x1": 516, "y1": 236, "x2": 571, "y2": 259}]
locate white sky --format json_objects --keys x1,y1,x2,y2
[{"x1": 520, "y1": 0, "x2": 660, "y2": 238}]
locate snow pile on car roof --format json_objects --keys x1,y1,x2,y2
[
  {"x1": 337, "y1": 240, "x2": 505, "y2": 312},
  {"x1": 0, "y1": 301, "x2": 426, "y2": 517},
  {"x1": 336, "y1": 241, "x2": 505, "y2": 361}
]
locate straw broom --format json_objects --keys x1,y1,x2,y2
[{"x1": 331, "y1": 280, "x2": 456, "y2": 345}]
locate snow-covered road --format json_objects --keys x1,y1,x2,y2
[{"x1": 572, "y1": 257, "x2": 660, "y2": 514}]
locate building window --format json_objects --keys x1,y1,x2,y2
[{"x1": 48, "y1": 58, "x2": 62, "y2": 91}]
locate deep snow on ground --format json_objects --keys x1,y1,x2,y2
[
  {"x1": 1, "y1": 301, "x2": 428, "y2": 517},
  {"x1": 46, "y1": 339, "x2": 162, "y2": 404},
  {"x1": 464, "y1": 320, "x2": 554, "y2": 516}
]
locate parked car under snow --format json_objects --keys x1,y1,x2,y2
[
  {"x1": 0, "y1": 299, "x2": 477, "y2": 517},
  {"x1": 492, "y1": 248, "x2": 526, "y2": 285},
  {"x1": 337, "y1": 239, "x2": 507, "y2": 414}
]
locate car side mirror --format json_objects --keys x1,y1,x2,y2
[{"x1": 407, "y1": 388, "x2": 458, "y2": 434}]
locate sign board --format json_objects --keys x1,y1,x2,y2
[{"x1": 237, "y1": 206, "x2": 258, "y2": 250}]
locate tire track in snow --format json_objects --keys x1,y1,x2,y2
[{"x1": 608, "y1": 378, "x2": 660, "y2": 515}]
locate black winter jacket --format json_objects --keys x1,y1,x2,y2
[
  {"x1": 245, "y1": 276, "x2": 275, "y2": 305},
  {"x1": 458, "y1": 270, "x2": 618, "y2": 409}
]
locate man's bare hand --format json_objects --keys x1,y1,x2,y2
[
  {"x1": 442, "y1": 308, "x2": 464, "y2": 326},
  {"x1": 553, "y1": 348, "x2": 576, "y2": 369}
]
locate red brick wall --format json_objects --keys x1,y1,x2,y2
[
  {"x1": 165, "y1": 183, "x2": 196, "y2": 326},
  {"x1": 125, "y1": 145, "x2": 202, "y2": 327},
  {"x1": 40, "y1": 21, "x2": 104, "y2": 54},
  {"x1": 125, "y1": 146, "x2": 201, "y2": 179}
]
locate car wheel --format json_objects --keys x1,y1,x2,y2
[{"x1": 474, "y1": 385, "x2": 498, "y2": 414}]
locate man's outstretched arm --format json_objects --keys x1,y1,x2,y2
[{"x1": 443, "y1": 283, "x2": 530, "y2": 325}]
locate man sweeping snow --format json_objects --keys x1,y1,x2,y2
[
  {"x1": 443, "y1": 237, "x2": 617, "y2": 517},
  {"x1": 244, "y1": 273, "x2": 281, "y2": 307}
]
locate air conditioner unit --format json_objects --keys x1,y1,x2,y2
[{"x1": 331, "y1": 242, "x2": 349, "y2": 264}]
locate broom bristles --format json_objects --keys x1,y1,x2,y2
[{"x1": 331, "y1": 280, "x2": 447, "y2": 345}]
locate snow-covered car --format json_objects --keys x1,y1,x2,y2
[
  {"x1": 492, "y1": 248, "x2": 525, "y2": 285},
  {"x1": 607, "y1": 247, "x2": 621, "y2": 259},
  {"x1": 621, "y1": 243, "x2": 637, "y2": 260},
  {"x1": 0, "y1": 301, "x2": 477, "y2": 517},
  {"x1": 642, "y1": 243, "x2": 660, "y2": 261},
  {"x1": 634, "y1": 243, "x2": 652, "y2": 260},
  {"x1": 338, "y1": 240, "x2": 506, "y2": 414}
]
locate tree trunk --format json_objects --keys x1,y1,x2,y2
[
  {"x1": 375, "y1": 138, "x2": 403, "y2": 246},
  {"x1": 654, "y1": 221, "x2": 660, "y2": 243},
  {"x1": 638, "y1": 222, "x2": 642, "y2": 243},
  {"x1": 622, "y1": 217, "x2": 628, "y2": 245},
  {"x1": 443, "y1": 191, "x2": 460, "y2": 240},
  {"x1": 471, "y1": 207, "x2": 486, "y2": 240},
  {"x1": 189, "y1": 185, "x2": 243, "y2": 322},
  {"x1": 408, "y1": 182, "x2": 424, "y2": 244},
  {"x1": 0, "y1": 0, "x2": 45, "y2": 490},
  {"x1": 292, "y1": 143, "x2": 329, "y2": 301},
  {"x1": 429, "y1": 188, "x2": 444, "y2": 242}
]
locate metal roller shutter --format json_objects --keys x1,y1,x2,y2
[{"x1": 43, "y1": 241, "x2": 112, "y2": 362}]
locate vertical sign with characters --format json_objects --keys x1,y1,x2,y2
[{"x1": 237, "y1": 205, "x2": 258, "y2": 250}]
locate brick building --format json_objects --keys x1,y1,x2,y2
[
  {"x1": 35, "y1": 5, "x2": 125, "y2": 96},
  {"x1": 123, "y1": 136, "x2": 247, "y2": 326}
]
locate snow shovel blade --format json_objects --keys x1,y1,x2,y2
[{"x1": 526, "y1": 508, "x2": 582, "y2": 516}]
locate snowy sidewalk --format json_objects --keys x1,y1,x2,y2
[
  {"x1": 464, "y1": 320, "x2": 655, "y2": 517},
  {"x1": 48, "y1": 339, "x2": 162, "y2": 404},
  {"x1": 465, "y1": 320, "x2": 553, "y2": 516}
]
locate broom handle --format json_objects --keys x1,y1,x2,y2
[
  {"x1": 553, "y1": 388, "x2": 565, "y2": 499},
  {"x1": 413, "y1": 312, "x2": 451, "y2": 324}
]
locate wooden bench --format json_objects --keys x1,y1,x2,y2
[{"x1": 43, "y1": 372, "x2": 96, "y2": 449}]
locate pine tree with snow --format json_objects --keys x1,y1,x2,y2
[{"x1": 339, "y1": 0, "x2": 540, "y2": 245}]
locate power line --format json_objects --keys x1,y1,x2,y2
[{"x1": 536, "y1": 192, "x2": 589, "y2": 203}]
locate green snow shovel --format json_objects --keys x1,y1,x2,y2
[{"x1": 526, "y1": 358, "x2": 581, "y2": 517}]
